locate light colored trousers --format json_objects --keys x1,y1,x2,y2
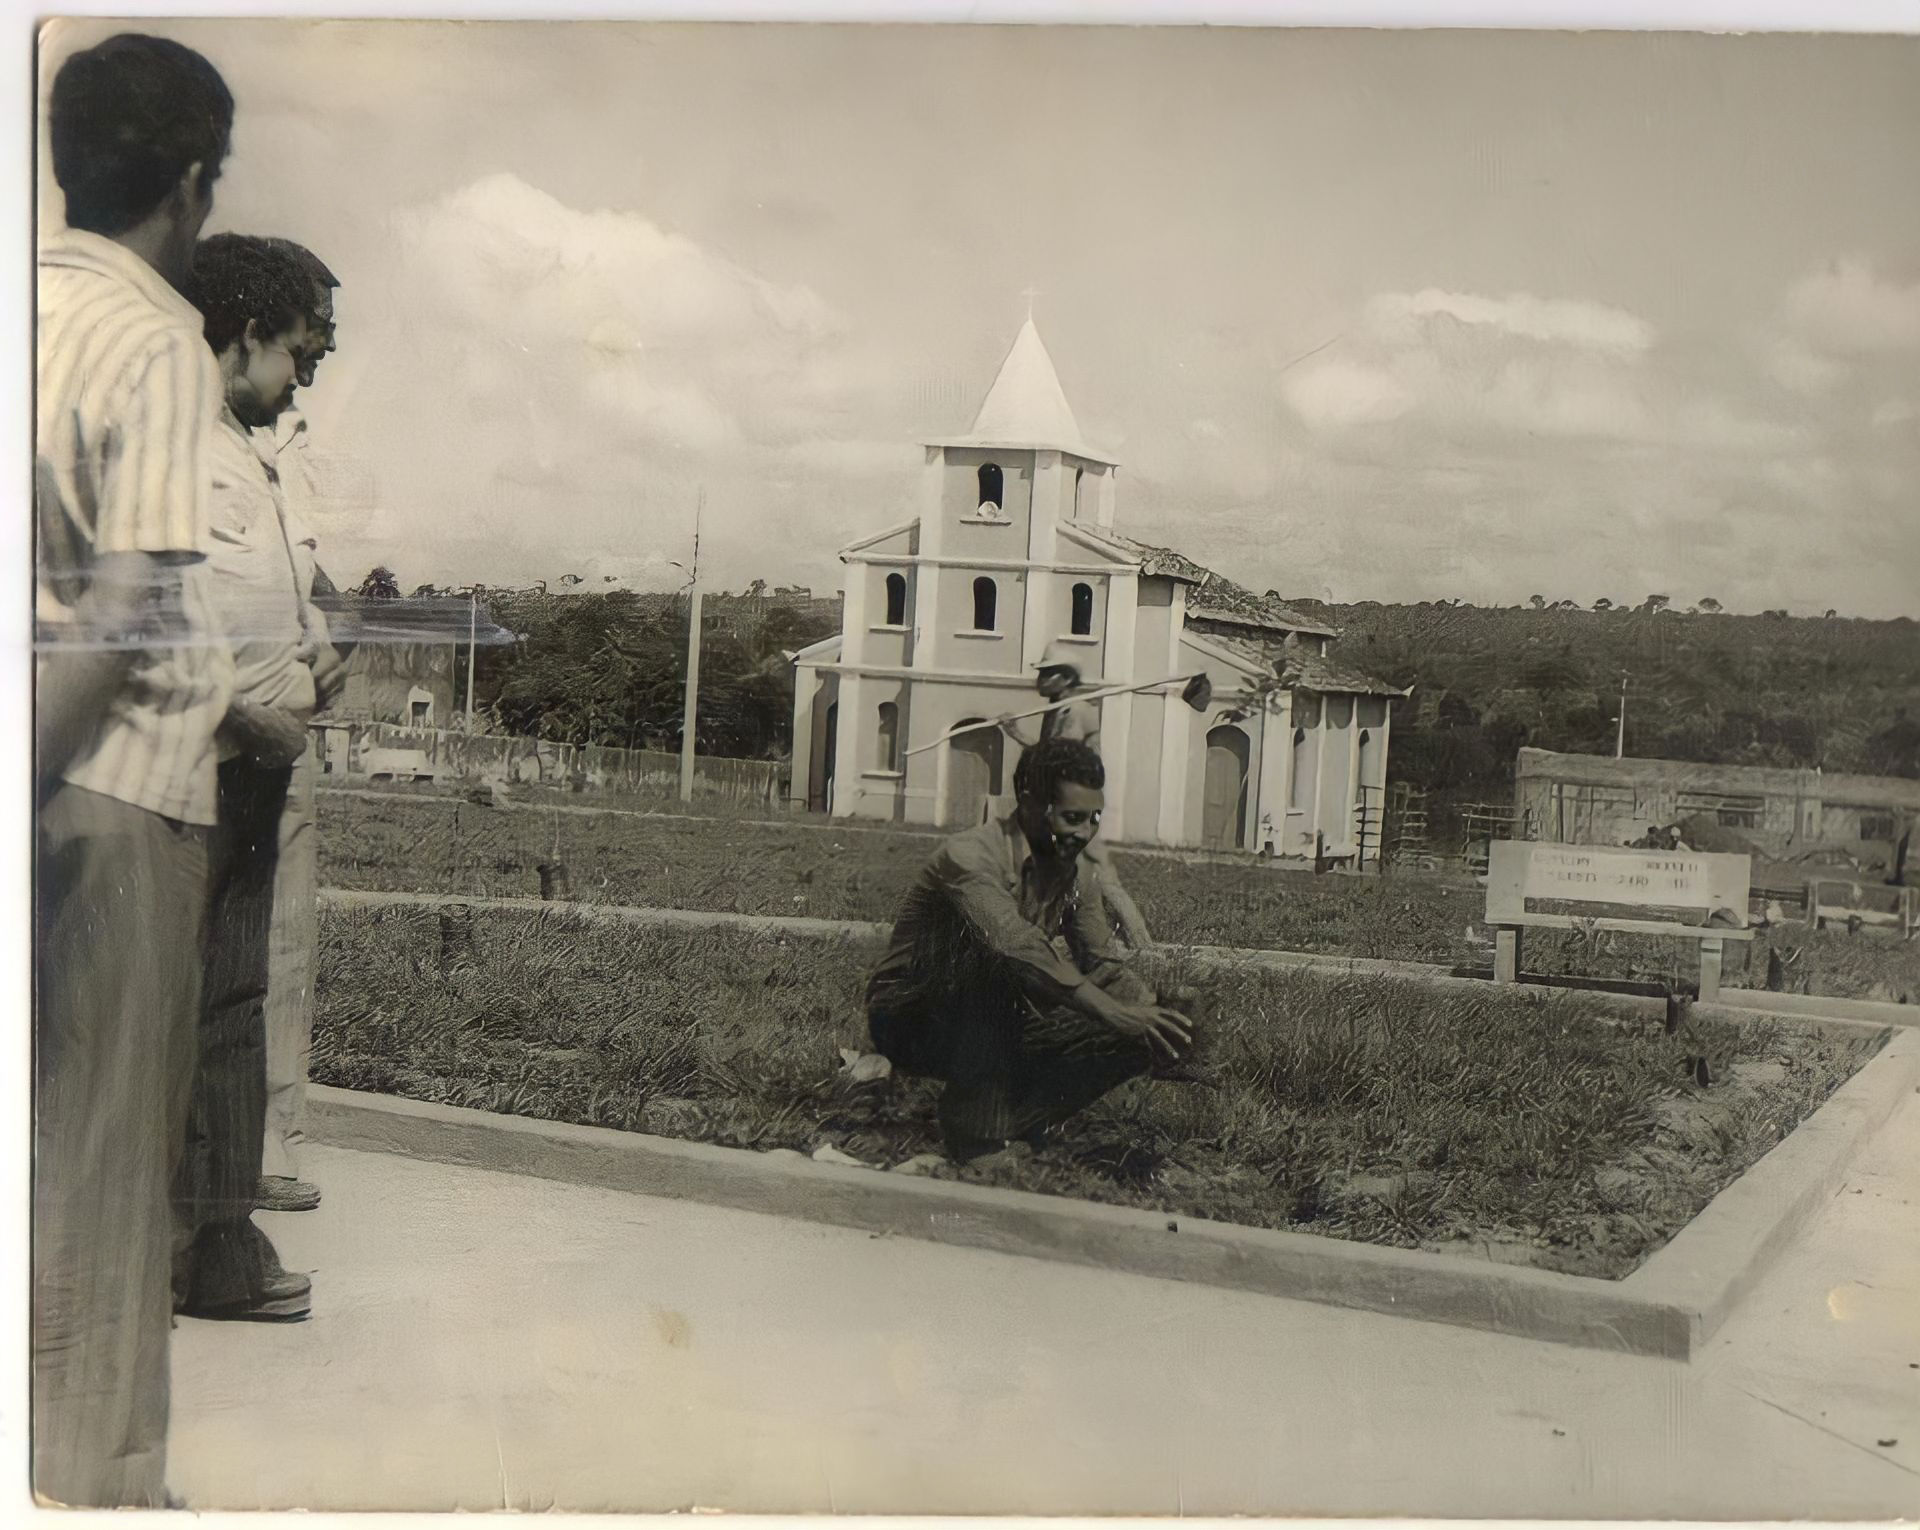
[{"x1": 263, "y1": 749, "x2": 318, "y2": 1179}]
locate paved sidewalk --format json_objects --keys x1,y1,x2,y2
[{"x1": 170, "y1": 1090, "x2": 1920, "y2": 1517}]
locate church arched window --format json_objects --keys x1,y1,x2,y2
[
  {"x1": 972, "y1": 577, "x2": 998, "y2": 631},
  {"x1": 977, "y1": 463, "x2": 1003, "y2": 515},
  {"x1": 1070, "y1": 582, "x2": 1094, "y2": 636},
  {"x1": 884, "y1": 572, "x2": 907, "y2": 626}
]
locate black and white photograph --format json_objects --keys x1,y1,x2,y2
[{"x1": 22, "y1": 7, "x2": 1920, "y2": 1519}]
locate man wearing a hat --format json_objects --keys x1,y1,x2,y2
[
  {"x1": 1001, "y1": 639, "x2": 1102, "y2": 751},
  {"x1": 1001, "y1": 640, "x2": 1153, "y2": 952}
]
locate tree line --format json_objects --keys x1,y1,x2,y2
[{"x1": 1276, "y1": 599, "x2": 1920, "y2": 817}]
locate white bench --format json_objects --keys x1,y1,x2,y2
[
  {"x1": 1809, "y1": 878, "x2": 1918, "y2": 940},
  {"x1": 1485, "y1": 840, "x2": 1755, "y2": 1002}
]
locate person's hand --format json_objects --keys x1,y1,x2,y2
[
  {"x1": 309, "y1": 642, "x2": 347, "y2": 708},
  {"x1": 1082, "y1": 984, "x2": 1192, "y2": 1061},
  {"x1": 224, "y1": 699, "x2": 310, "y2": 768}
]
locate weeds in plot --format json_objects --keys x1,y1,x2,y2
[
  {"x1": 313, "y1": 903, "x2": 1879, "y2": 1278},
  {"x1": 320, "y1": 793, "x2": 1920, "y2": 1002}
]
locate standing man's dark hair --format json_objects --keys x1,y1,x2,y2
[
  {"x1": 49, "y1": 34, "x2": 234, "y2": 237},
  {"x1": 192, "y1": 233, "x2": 322, "y2": 356},
  {"x1": 261, "y1": 236, "x2": 337, "y2": 293}
]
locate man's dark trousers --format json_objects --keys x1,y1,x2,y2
[
  {"x1": 174, "y1": 758, "x2": 292, "y2": 1308},
  {"x1": 870, "y1": 967, "x2": 1154, "y2": 1147}
]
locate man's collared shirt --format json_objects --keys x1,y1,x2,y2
[
  {"x1": 868, "y1": 814, "x2": 1122, "y2": 1014},
  {"x1": 1040, "y1": 694, "x2": 1100, "y2": 746},
  {"x1": 206, "y1": 409, "x2": 319, "y2": 749},
  {"x1": 270, "y1": 410, "x2": 331, "y2": 649},
  {"x1": 37, "y1": 228, "x2": 233, "y2": 825}
]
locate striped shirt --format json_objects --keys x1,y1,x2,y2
[
  {"x1": 37, "y1": 229, "x2": 233, "y2": 825},
  {"x1": 206, "y1": 410, "x2": 319, "y2": 750}
]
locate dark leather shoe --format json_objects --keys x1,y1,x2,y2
[
  {"x1": 256, "y1": 1175, "x2": 322, "y2": 1212},
  {"x1": 180, "y1": 1267, "x2": 311, "y2": 1323}
]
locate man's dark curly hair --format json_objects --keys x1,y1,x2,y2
[
  {"x1": 261, "y1": 237, "x2": 339, "y2": 294},
  {"x1": 1013, "y1": 736, "x2": 1105, "y2": 807},
  {"x1": 191, "y1": 234, "x2": 320, "y2": 355},
  {"x1": 50, "y1": 35, "x2": 233, "y2": 236}
]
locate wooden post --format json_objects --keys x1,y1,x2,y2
[
  {"x1": 1494, "y1": 927, "x2": 1520, "y2": 984},
  {"x1": 1698, "y1": 937, "x2": 1723, "y2": 1003}
]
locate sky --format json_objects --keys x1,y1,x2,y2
[{"x1": 37, "y1": 20, "x2": 1920, "y2": 615}]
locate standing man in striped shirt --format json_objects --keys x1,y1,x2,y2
[
  {"x1": 173, "y1": 235, "x2": 344, "y2": 1323},
  {"x1": 34, "y1": 33, "x2": 236, "y2": 1508}
]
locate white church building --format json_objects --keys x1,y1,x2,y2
[{"x1": 789, "y1": 319, "x2": 1403, "y2": 860}]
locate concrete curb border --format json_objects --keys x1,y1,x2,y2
[
  {"x1": 304, "y1": 1028, "x2": 1919, "y2": 1361},
  {"x1": 319, "y1": 888, "x2": 1914, "y2": 1035},
  {"x1": 1630, "y1": 1024, "x2": 1920, "y2": 1346}
]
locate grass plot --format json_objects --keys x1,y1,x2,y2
[{"x1": 312, "y1": 902, "x2": 1880, "y2": 1278}]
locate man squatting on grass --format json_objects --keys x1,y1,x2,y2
[{"x1": 866, "y1": 737, "x2": 1201, "y2": 1164}]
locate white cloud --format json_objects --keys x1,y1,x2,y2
[
  {"x1": 401, "y1": 173, "x2": 837, "y2": 354},
  {"x1": 1365, "y1": 289, "x2": 1655, "y2": 353},
  {"x1": 1280, "y1": 357, "x2": 1413, "y2": 430},
  {"x1": 1278, "y1": 285, "x2": 1800, "y2": 457},
  {"x1": 1785, "y1": 258, "x2": 1920, "y2": 354},
  {"x1": 1473, "y1": 355, "x2": 1656, "y2": 440},
  {"x1": 387, "y1": 172, "x2": 855, "y2": 463}
]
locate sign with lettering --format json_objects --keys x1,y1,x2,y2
[
  {"x1": 1486, "y1": 840, "x2": 1751, "y2": 923},
  {"x1": 1521, "y1": 845, "x2": 1713, "y2": 905}
]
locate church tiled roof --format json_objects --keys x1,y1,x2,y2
[
  {"x1": 1288, "y1": 649, "x2": 1409, "y2": 698},
  {"x1": 1074, "y1": 524, "x2": 1340, "y2": 639},
  {"x1": 1197, "y1": 627, "x2": 1408, "y2": 698}
]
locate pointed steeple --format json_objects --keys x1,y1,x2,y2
[
  {"x1": 971, "y1": 317, "x2": 1086, "y2": 448},
  {"x1": 925, "y1": 317, "x2": 1117, "y2": 464}
]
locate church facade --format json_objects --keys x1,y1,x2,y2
[{"x1": 789, "y1": 320, "x2": 1403, "y2": 860}]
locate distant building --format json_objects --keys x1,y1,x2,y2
[
  {"x1": 789, "y1": 319, "x2": 1403, "y2": 857},
  {"x1": 314, "y1": 594, "x2": 514, "y2": 728},
  {"x1": 1514, "y1": 747, "x2": 1920, "y2": 858}
]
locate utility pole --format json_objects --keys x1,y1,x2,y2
[
  {"x1": 679, "y1": 492, "x2": 704, "y2": 803},
  {"x1": 1615, "y1": 674, "x2": 1628, "y2": 759},
  {"x1": 465, "y1": 586, "x2": 478, "y2": 731}
]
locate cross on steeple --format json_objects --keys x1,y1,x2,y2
[{"x1": 1021, "y1": 285, "x2": 1041, "y2": 320}]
